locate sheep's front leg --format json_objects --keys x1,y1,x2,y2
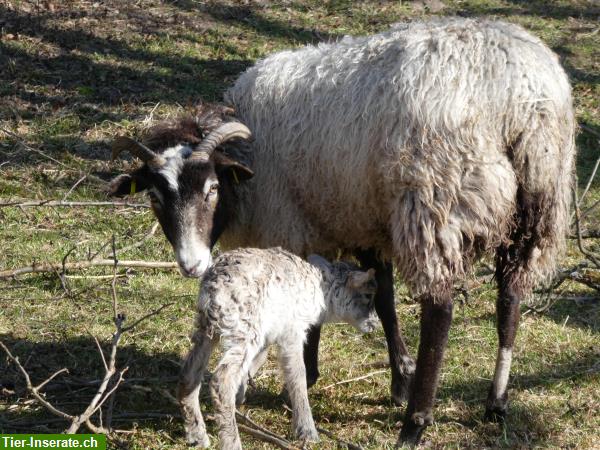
[
  {"x1": 177, "y1": 330, "x2": 214, "y2": 448},
  {"x1": 356, "y1": 249, "x2": 415, "y2": 405},
  {"x1": 211, "y1": 345, "x2": 258, "y2": 450},
  {"x1": 398, "y1": 290, "x2": 453, "y2": 447},
  {"x1": 280, "y1": 337, "x2": 319, "y2": 443}
]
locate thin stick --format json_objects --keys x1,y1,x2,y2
[
  {"x1": 238, "y1": 424, "x2": 300, "y2": 450},
  {"x1": 581, "y1": 198, "x2": 600, "y2": 219},
  {"x1": 0, "y1": 259, "x2": 178, "y2": 278},
  {"x1": 317, "y1": 426, "x2": 364, "y2": 450},
  {"x1": 321, "y1": 369, "x2": 387, "y2": 390},
  {"x1": 574, "y1": 186, "x2": 600, "y2": 269},
  {"x1": 0, "y1": 200, "x2": 150, "y2": 208},
  {"x1": 112, "y1": 222, "x2": 160, "y2": 256},
  {"x1": 0, "y1": 341, "x2": 74, "y2": 421},
  {"x1": 121, "y1": 303, "x2": 174, "y2": 333},
  {"x1": 65, "y1": 274, "x2": 129, "y2": 280},
  {"x1": 36, "y1": 368, "x2": 70, "y2": 392},
  {"x1": 0, "y1": 127, "x2": 70, "y2": 168},
  {"x1": 62, "y1": 175, "x2": 88, "y2": 202},
  {"x1": 580, "y1": 123, "x2": 600, "y2": 139},
  {"x1": 236, "y1": 411, "x2": 288, "y2": 442},
  {"x1": 577, "y1": 155, "x2": 600, "y2": 207}
]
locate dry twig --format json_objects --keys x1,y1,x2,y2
[
  {"x1": 0, "y1": 200, "x2": 149, "y2": 208},
  {"x1": 0, "y1": 258, "x2": 178, "y2": 278},
  {"x1": 574, "y1": 186, "x2": 600, "y2": 269},
  {"x1": 321, "y1": 369, "x2": 387, "y2": 390}
]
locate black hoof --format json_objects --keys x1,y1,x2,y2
[
  {"x1": 397, "y1": 411, "x2": 432, "y2": 448},
  {"x1": 484, "y1": 389, "x2": 508, "y2": 422},
  {"x1": 484, "y1": 405, "x2": 507, "y2": 423}
]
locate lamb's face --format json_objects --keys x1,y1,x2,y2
[
  {"x1": 108, "y1": 126, "x2": 253, "y2": 278},
  {"x1": 308, "y1": 256, "x2": 378, "y2": 332},
  {"x1": 334, "y1": 266, "x2": 379, "y2": 333}
]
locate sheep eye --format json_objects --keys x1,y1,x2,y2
[{"x1": 209, "y1": 183, "x2": 219, "y2": 195}]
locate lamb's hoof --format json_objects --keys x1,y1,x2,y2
[
  {"x1": 391, "y1": 373, "x2": 413, "y2": 406},
  {"x1": 295, "y1": 425, "x2": 320, "y2": 443},
  {"x1": 397, "y1": 412, "x2": 432, "y2": 448},
  {"x1": 185, "y1": 430, "x2": 210, "y2": 448},
  {"x1": 484, "y1": 390, "x2": 508, "y2": 422}
]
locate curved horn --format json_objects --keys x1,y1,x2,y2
[
  {"x1": 111, "y1": 136, "x2": 166, "y2": 168},
  {"x1": 192, "y1": 122, "x2": 252, "y2": 155}
]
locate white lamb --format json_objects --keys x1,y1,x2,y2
[{"x1": 177, "y1": 247, "x2": 378, "y2": 449}]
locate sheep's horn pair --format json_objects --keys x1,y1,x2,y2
[
  {"x1": 112, "y1": 136, "x2": 166, "y2": 168},
  {"x1": 190, "y1": 122, "x2": 252, "y2": 161}
]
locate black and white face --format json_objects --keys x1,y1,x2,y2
[{"x1": 109, "y1": 143, "x2": 252, "y2": 278}]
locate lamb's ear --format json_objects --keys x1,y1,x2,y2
[
  {"x1": 347, "y1": 268, "x2": 376, "y2": 289},
  {"x1": 107, "y1": 174, "x2": 149, "y2": 197},
  {"x1": 213, "y1": 152, "x2": 254, "y2": 182},
  {"x1": 307, "y1": 254, "x2": 333, "y2": 273}
]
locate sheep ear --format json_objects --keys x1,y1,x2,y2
[
  {"x1": 107, "y1": 174, "x2": 149, "y2": 197},
  {"x1": 307, "y1": 254, "x2": 332, "y2": 273},
  {"x1": 347, "y1": 269, "x2": 376, "y2": 289},
  {"x1": 213, "y1": 152, "x2": 254, "y2": 181}
]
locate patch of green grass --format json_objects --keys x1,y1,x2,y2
[{"x1": 1, "y1": 0, "x2": 599, "y2": 448}]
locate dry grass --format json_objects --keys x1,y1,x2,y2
[{"x1": 1, "y1": 1, "x2": 599, "y2": 448}]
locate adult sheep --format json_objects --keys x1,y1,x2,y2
[{"x1": 109, "y1": 17, "x2": 575, "y2": 446}]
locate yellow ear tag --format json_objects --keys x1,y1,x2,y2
[
  {"x1": 130, "y1": 180, "x2": 137, "y2": 195},
  {"x1": 232, "y1": 169, "x2": 239, "y2": 185}
]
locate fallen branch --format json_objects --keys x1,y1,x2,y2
[
  {"x1": 0, "y1": 200, "x2": 149, "y2": 208},
  {"x1": 0, "y1": 240, "x2": 176, "y2": 434},
  {"x1": 321, "y1": 369, "x2": 387, "y2": 390},
  {"x1": 0, "y1": 258, "x2": 178, "y2": 279}
]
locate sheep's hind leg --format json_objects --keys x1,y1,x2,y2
[
  {"x1": 398, "y1": 288, "x2": 453, "y2": 447},
  {"x1": 279, "y1": 337, "x2": 319, "y2": 443},
  {"x1": 177, "y1": 329, "x2": 214, "y2": 448},
  {"x1": 210, "y1": 344, "x2": 259, "y2": 450},
  {"x1": 356, "y1": 249, "x2": 415, "y2": 405},
  {"x1": 484, "y1": 246, "x2": 525, "y2": 422}
]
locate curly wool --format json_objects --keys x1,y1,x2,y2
[{"x1": 224, "y1": 17, "x2": 575, "y2": 294}]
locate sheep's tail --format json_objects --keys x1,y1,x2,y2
[{"x1": 498, "y1": 100, "x2": 576, "y2": 292}]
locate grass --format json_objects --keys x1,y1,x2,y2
[{"x1": 1, "y1": 0, "x2": 599, "y2": 448}]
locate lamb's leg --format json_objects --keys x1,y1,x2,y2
[
  {"x1": 303, "y1": 325, "x2": 321, "y2": 388},
  {"x1": 236, "y1": 346, "x2": 269, "y2": 406},
  {"x1": 177, "y1": 329, "x2": 214, "y2": 448},
  {"x1": 356, "y1": 249, "x2": 415, "y2": 405},
  {"x1": 279, "y1": 339, "x2": 319, "y2": 443},
  {"x1": 398, "y1": 288, "x2": 453, "y2": 447},
  {"x1": 484, "y1": 247, "x2": 524, "y2": 421},
  {"x1": 210, "y1": 345, "x2": 258, "y2": 450}
]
